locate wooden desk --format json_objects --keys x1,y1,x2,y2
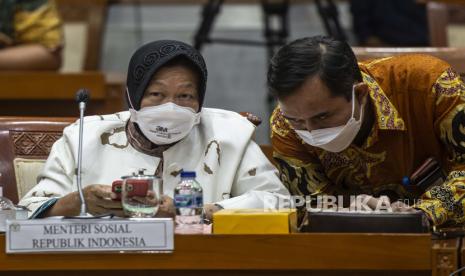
[
  {"x1": 460, "y1": 237, "x2": 465, "y2": 275},
  {"x1": 0, "y1": 72, "x2": 126, "y2": 117},
  {"x1": 0, "y1": 233, "x2": 459, "y2": 275},
  {"x1": 434, "y1": 238, "x2": 461, "y2": 276}
]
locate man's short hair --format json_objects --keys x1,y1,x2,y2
[{"x1": 267, "y1": 36, "x2": 362, "y2": 100}]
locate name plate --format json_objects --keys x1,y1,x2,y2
[{"x1": 6, "y1": 218, "x2": 174, "y2": 253}]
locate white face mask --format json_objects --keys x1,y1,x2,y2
[
  {"x1": 129, "y1": 102, "x2": 200, "y2": 145},
  {"x1": 295, "y1": 86, "x2": 363, "y2": 153}
]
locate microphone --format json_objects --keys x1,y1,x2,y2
[
  {"x1": 75, "y1": 89, "x2": 91, "y2": 218},
  {"x1": 76, "y1": 89, "x2": 89, "y2": 103}
]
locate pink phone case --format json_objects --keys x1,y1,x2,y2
[{"x1": 111, "y1": 179, "x2": 149, "y2": 200}]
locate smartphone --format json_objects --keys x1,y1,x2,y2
[{"x1": 111, "y1": 179, "x2": 149, "y2": 200}]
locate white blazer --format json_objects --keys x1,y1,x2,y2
[{"x1": 19, "y1": 108, "x2": 289, "y2": 215}]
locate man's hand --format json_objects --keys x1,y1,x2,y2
[
  {"x1": 348, "y1": 194, "x2": 424, "y2": 213},
  {"x1": 349, "y1": 194, "x2": 391, "y2": 211},
  {"x1": 390, "y1": 200, "x2": 418, "y2": 213}
]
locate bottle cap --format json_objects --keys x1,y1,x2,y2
[
  {"x1": 180, "y1": 171, "x2": 196, "y2": 178},
  {"x1": 402, "y1": 176, "x2": 410, "y2": 186}
]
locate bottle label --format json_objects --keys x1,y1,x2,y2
[
  {"x1": 174, "y1": 193, "x2": 203, "y2": 208},
  {"x1": 195, "y1": 194, "x2": 203, "y2": 206}
]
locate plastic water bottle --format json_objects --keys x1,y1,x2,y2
[
  {"x1": 0, "y1": 185, "x2": 15, "y2": 232},
  {"x1": 0, "y1": 187, "x2": 14, "y2": 210},
  {"x1": 174, "y1": 171, "x2": 203, "y2": 233}
]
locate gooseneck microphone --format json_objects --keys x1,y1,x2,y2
[{"x1": 75, "y1": 89, "x2": 90, "y2": 217}]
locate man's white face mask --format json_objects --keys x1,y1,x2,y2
[
  {"x1": 295, "y1": 85, "x2": 363, "y2": 153},
  {"x1": 129, "y1": 102, "x2": 200, "y2": 145}
]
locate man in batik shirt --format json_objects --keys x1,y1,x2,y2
[
  {"x1": 268, "y1": 36, "x2": 465, "y2": 226},
  {"x1": 0, "y1": 0, "x2": 63, "y2": 70}
]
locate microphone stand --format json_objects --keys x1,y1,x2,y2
[
  {"x1": 66, "y1": 89, "x2": 113, "y2": 219},
  {"x1": 76, "y1": 100, "x2": 90, "y2": 217},
  {"x1": 68, "y1": 89, "x2": 94, "y2": 219}
]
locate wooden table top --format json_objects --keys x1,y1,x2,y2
[{"x1": 0, "y1": 233, "x2": 432, "y2": 271}]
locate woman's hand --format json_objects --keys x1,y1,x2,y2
[
  {"x1": 45, "y1": 184, "x2": 124, "y2": 217},
  {"x1": 155, "y1": 195, "x2": 176, "y2": 218}
]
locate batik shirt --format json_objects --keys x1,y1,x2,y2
[{"x1": 271, "y1": 54, "x2": 465, "y2": 226}]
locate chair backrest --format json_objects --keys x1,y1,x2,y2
[
  {"x1": 424, "y1": 1, "x2": 465, "y2": 47},
  {"x1": 426, "y1": 2, "x2": 449, "y2": 47},
  {"x1": 0, "y1": 117, "x2": 74, "y2": 203},
  {"x1": 56, "y1": 0, "x2": 108, "y2": 71},
  {"x1": 353, "y1": 47, "x2": 465, "y2": 77}
]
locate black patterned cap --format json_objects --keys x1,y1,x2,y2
[{"x1": 126, "y1": 40, "x2": 208, "y2": 110}]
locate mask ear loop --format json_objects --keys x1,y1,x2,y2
[
  {"x1": 126, "y1": 86, "x2": 136, "y2": 110},
  {"x1": 126, "y1": 87, "x2": 139, "y2": 123},
  {"x1": 350, "y1": 85, "x2": 356, "y2": 118}
]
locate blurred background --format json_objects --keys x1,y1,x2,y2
[
  {"x1": 102, "y1": 1, "x2": 354, "y2": 144},
  {"x1": 2, "y1": 0, "x2": 465, "y2": 144}
]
